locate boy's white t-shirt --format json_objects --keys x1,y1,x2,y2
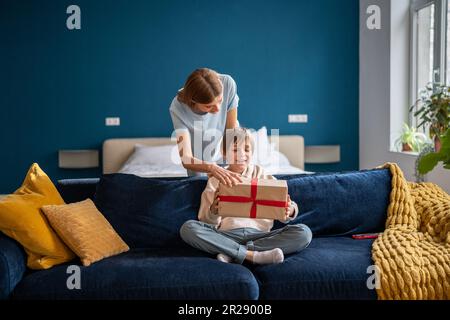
[{"x1": 169, "y1": 74, "x2": 239, "y2": 163}]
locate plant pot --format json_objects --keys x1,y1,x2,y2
[
  {"x1": 402, "y1": 143, "x2": 413, "y2": 152},
  {"x1": 434, "y1": 136, "x2": 441, "y2": 152}
]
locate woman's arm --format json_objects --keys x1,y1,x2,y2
[
  {"x1": 175, "y1": 131, "x2": 242, "y2": 187},
  {"x1": 225, "y1": 107, "x2": 238, "y2": 129}
]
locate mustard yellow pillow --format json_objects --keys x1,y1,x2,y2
[
  {"x1": 0, "y1": 163, "x2": 75, "y2": 269},
  {"x1": 41, "y1": 199, "x2": 129, "y2": 266}
]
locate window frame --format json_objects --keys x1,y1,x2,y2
[{"x1": 409, "y1": 0, "x2": 448, "y2": 127}]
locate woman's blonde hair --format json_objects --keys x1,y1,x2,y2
[{"x1": 177, "y1": 68, "x2": 223, "y2": 108}]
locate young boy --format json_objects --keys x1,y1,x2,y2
[{"x1": 180, "y1": 128, "x2": 312, "y2": 265}]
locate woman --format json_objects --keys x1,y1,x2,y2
[{"x1": 170, "y1": 68, "x2": 242, "y2": 186}]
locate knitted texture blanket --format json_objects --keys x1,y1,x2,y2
[{"x1": 372, "y1": 163, "x2": 450, "y2": 299}]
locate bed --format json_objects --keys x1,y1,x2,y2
[{"x1": 102, "y1": 132, "x2": 307, "y2": 177}]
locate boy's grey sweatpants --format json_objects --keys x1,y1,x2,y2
[{"x1": 180, "y1": 220, "x2": 313, "y2": 264}]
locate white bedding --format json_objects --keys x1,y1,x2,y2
[
  {"x1": 119, "y1": 164, "x2": 188, "y2": 177},
  {"x1": 118, "y1": 144, "x2": 187, "y2": 177},
  {"x1": 264, "y1": 165, "x2": 312, "y2": 176},
  {"x1": 118, "y1": 127, "x2": 312, "y2": 177},
  {"x1": 119, "y1": 163, "x2": 310, "y2": 178}
]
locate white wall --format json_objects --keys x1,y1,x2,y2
[
  {"x1": 390, "y1": 0, "x2": 410, "y2": 144},
  {"x1": 360, "y1": 0, "x2": 450, "y2": 193}
]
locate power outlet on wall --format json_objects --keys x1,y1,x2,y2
[
  {"x1": 288, "y1": 114, "x2": 308, "y2": 123},
  {"x1": 105, "y1": 117, "x2": 120, "y2": 126}
]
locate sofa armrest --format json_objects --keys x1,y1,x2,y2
[
  {"x1": 0, "y1": 233, "x2": 26, "y2": 299},
  {"x1": 57, "y1": 178, "x2": 99, "y2": 203}
]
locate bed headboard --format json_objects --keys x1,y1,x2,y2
[{"x1": 102, "y1": 135, "x2": 304, "y2": 174}]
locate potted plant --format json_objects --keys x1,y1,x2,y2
[
  {"x1": 418, "y1": 128, "x2": 450, "y2": 175},
  {"x1": 395, "y1": 123, "x2": 429, "y2": 152},
  {"x1": 411, "y1": 83, "x2": 450, "y2": 152}
]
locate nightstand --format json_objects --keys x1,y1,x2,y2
[
  {"x1": 58, "y1": 149, "x2": 99, "y2": 169},
  {"x1": 305, "y1": 145, "x2": 341, "y2": 164}
]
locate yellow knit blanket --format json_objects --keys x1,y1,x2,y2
[{"x1": 372, "y1": 163, "x2": 450, "y2": 299}]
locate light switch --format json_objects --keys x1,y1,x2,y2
[
  {"x1": 105, "y1": 117, "x2": 120, "y2": 126},
  {"x1": 288, "y1": 114, "x2": 308, "y2": 123}
]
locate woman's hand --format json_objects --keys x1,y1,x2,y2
[
  {"x1": 285, "y1": 195, "x2": 295, "y2": 220},
  {"x1": 208, "y1": 164, "x2": 243, "y2": 187}
]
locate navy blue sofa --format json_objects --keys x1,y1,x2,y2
[{"x1": 0, "y1": 169, "x2": 391, "y2": 300}]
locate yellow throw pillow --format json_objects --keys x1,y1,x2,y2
[
  {"x1": 41, "y1": 199, "x2": 129, "y2": 266},
  {"x1": 0, "y1": 163, "x2": 75, "y2": 269}
]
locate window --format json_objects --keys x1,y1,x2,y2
[
  {"x1": 447, "y1": 2, "x2": 450, "y2": 85},
  {"x1": 416, "y1": 4, "x2": 434, "y2": 93},
  {"x1": 410, "y1": 0, "x2": 449, "y2": 126}
]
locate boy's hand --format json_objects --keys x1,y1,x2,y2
[
  {"x1": 285, "y1": 195, "x2": 295, "y2": 220},
  {"x1": 211, "y1": 190, "x2": 220, "y2": 215}
]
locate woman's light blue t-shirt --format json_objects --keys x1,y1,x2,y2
[{"x1": 169, "y1": 74, "x2": 239, "y2": 163}]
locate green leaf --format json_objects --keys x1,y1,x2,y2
[
  {"x1": 418, "y1": 129, "x2": 450, "y2": 174},
  {"x1": 418, "y1": 153, "x2": 443, "y2": 174}
]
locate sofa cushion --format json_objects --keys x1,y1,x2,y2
[
  {"x1": 0, "y1": 163, "x2": 76, "y2": 270},
  {"x1": 273, "y1": 169, "x2": 391, "y2": 236},
  {"x1": 250, "y1": 237, "x2": 377, "y2": 300},
  {"x1": 94, "y1": 174, "x2": 207, "y2": 248},
  {"x1": 11, "y1": 247, "x2": 259, "y2": 300},
  {"x1": 0, "y1": 233, "x2": 27, "y2": 300},
  {"x1": 41, "y1": 199, "x2": 130, "y2": 267}
]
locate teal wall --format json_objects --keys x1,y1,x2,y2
[{"x1": 0, "y1": 0, "x2": 359, "y2": 193}]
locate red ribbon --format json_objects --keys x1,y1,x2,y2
[{"x1": 219, "y1": 179, "x2": 288, "y2": 218}]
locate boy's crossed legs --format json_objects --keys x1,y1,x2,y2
[{"x1": 180, "y1": 220, "x2": 312, "y2": 265}]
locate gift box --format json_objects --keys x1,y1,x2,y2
[{"x1": 218, "y1": 178, "x2": 288, "y2": 220}]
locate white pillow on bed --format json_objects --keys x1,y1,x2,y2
[
  {"x1": 247, "y1": 127, "x2": 309, "y2": 175},
  {"x1": 250, "y1": 127, "x2": 271, "y2": 166},
  {"x1": 119, "y1": 144, "x2": 188, "y2": 177},
  {"x1": 250, "y1": 127, "x2": 292, "y2": 167}
]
